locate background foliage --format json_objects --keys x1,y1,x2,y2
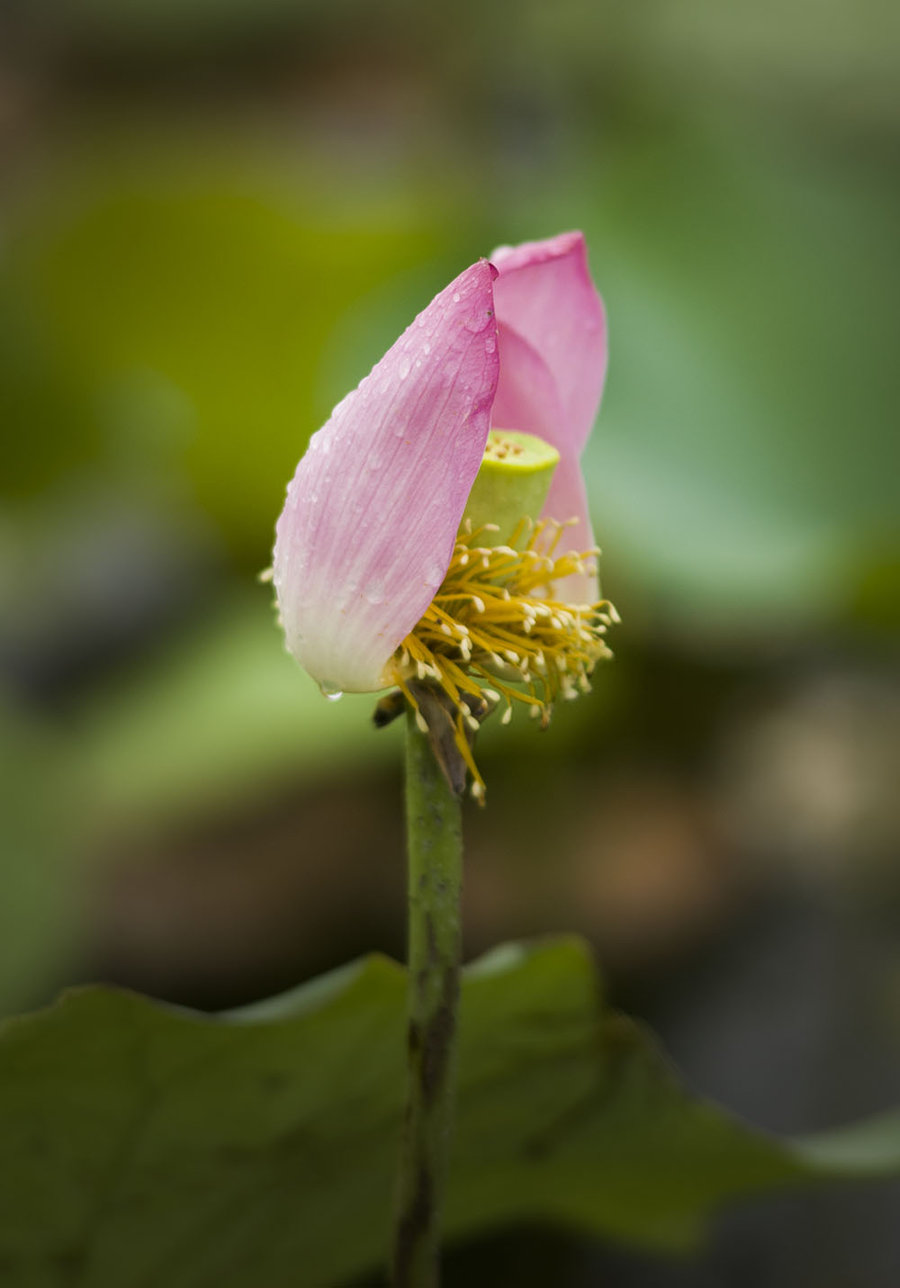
[{"x1": 4, "y1": 940, "x2": 900, "y2": 1287}]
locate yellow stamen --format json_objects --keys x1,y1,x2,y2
[{"x1": 388, "y1": 519, "x2": 617, "y2": 800}]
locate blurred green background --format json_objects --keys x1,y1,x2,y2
[{"x1": 1, "y1": 1, "x2": 899, "y2": 1283}]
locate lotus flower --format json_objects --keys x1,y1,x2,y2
[{"x1": 273, "y1": 232, "x2": 616, "y2": 794}]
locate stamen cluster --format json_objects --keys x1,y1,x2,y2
[{"x1": 389, "y1": 519, "x2": 618, "y2": 799}]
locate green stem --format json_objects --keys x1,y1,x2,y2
[{"x1": 391, "y1": 708, "x2": 464, "y2": 1288}]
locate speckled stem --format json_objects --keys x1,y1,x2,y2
[{"x1": 391, "y1": 707, "x2": 464, "y2": 1288}]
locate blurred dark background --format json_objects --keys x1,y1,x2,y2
[{"x1": 1, "y1": 1, "x2": 899, "y2": 1284}]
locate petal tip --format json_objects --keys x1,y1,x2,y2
[{"x1": 490, "y1": 230, "x2": 587, "y2": 273}]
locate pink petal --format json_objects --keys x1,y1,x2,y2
[
  {"x1": 489, "y1": 322, "x2": 563, "y2": 444},
  {"x1": 490, "y1": 232, "x2": 605, "y2": 603},
  {"x1": 542, "y1": 453, "x2": 600, "y2": 605},
  {"x1": 273, "y1": 260, "x2": 499, "y2": 694},
  {"x1": 486, "y1": 322, "x2": 599, "y2": 601},
  {"x1": 491, "y1": 231, "x2": 607, "y2": 457}
]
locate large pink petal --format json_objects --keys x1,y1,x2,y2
[
  {"x1": 273, "y1": 260, "x2": 499, "y2": 693},
  {"x1": 491, "y1": 231, "x2": 607, "y2": 456}
]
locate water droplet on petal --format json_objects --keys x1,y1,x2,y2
[
  {"x1": 319, "y1": 681, "x2": 343, "y2": 701},
  {"x1": 424, "y1": 560, "x2": 444, "y2": 587},
  {"x1": 365, "y1": 579, "x2": 386, "y2": 605},
  {"x1": 398, "y1": 357, "x2": 411, "y2": 379},
  {"x1": 452, "y1": 292, "x2": 461, "y2": 303}
]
